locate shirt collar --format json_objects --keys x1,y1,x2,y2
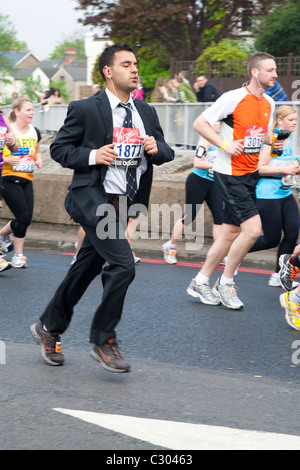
[{"x1": 105, "y1": 88, "x2": 134, "y2": 110}]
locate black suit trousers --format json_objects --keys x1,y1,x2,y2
[{"x1": 40, "y1": 209, "x2": 136, "y2": 346}]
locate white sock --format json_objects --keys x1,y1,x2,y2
[
  {"x1": 195, "y1": 272, "x2": 209, "y2": 285},
  {"x1": 220, "y1": 274, "x2": 234, "y2": 286},
  {"x1": 291, "y1": 289, "x2": 300, "y2": 305}
]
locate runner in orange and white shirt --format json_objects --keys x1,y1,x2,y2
[
  {"x1": 203, "y1": 86, "x2": 274, "y2": 176},
  {"x1": 187, "y1": 52, "x2": 284, "y2": 310}
]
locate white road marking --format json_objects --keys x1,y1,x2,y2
[{"x1": 53, "y1": 408, "x2": 300, "y2": 450}]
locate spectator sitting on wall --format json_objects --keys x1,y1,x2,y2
[
  {"x1": 194, "y1": 75, "x2": 222, "y2": 102},
  {"x1": 175, "y1": 77, "x2": 197, "y2": 103},
  {"x1": 159, "y1": 79, "x2": 179, "y2": 103},
  {"x1": 265, "y1": 81, "x2": 288, "y2": 101},
  {"x1": 178, "y1": 70, "x2": 191, "y2": 85}
]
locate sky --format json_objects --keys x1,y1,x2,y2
[{"x1": 1, "y1": 0, "x2": 94, "y2": 60}]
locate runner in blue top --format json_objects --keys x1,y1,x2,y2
[
  {"x1": 249, "y1": 105, "x2": 300, "y2": 286},
  {"x1": 163, "y1": 123, "x2": 223, "y2": 265}
]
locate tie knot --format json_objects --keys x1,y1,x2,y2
[
  {"x1": 120, "y1": 102, "x2": 133, "y2": 129},
  {"x1": 120, "y1": 102, "x2": 131, "y2": 111}
]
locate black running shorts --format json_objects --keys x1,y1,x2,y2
[{"x1": 214, "y1": 171, "x2": 259, "y2": 226}]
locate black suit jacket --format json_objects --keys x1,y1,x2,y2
[{"x1": 50, "y1": 91, "x2": 174, "y2": 227}]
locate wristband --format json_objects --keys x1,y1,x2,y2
[{"x1": 221, "y1": 141, "x2": 229, "y2": 151}]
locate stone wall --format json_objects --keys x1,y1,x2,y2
[
  {"x1": 0, "y1": 152, "x2": 210, "y2": 239},
  {"x1": 1, "y1": 143, "x2": 299, "y2": 245}
]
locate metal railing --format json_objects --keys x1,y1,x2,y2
[
  {"x1": 153, "y1": 102, "x2": 300, "y2": 153},
  {"x1": 172, "y1": 54, "x2": 300, "y2": 79},
  {"x1": 3, "y1": 101, "x2": 300, "y2": 153}
]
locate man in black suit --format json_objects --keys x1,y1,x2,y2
[{"x1": 30, "y1": 44, "x2": 174, "y2": 373}]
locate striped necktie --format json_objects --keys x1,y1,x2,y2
[{"x1": 119, "y1": 102, "x2": 138, "y2": 203}]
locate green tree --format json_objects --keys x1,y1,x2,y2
[
  {"x1": 75, "y1": 0, "x2": 274, "y2": 60},
  {"x1": 195, "y1": 39, "x2": 248, "y2": 77},
  {"x1": 91, "y1": 53, "x2": 105, "y2": 89},
  {"x1": 49, "y1": 79, "x2": 71, "y2": 103},
  {"x1": 0, "y1": 14, "x2": 27, "y2": 51},
  {"x1": 255, "y1": 0, "x2": 300, "y2": 56},
  {"x1": 0, "y1": 14, "x2": 28, "y2": 83},
  {"x1": 136, "y1": 59, "x2": 169, "y2": 101},
  {"x1": 49, "y1": 36, "x2": 86, "y2": 60},
  {"x1": 132, "y1": 41, "x2": 170, "y2": 100},
  {"x1": 21, "y1": 77, "x2": 70, "y2": 104},
  {"x1": 20, "y1": 76, "x2": 44, "y2": 103}
]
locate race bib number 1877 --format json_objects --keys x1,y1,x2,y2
[{"x1": 113, "y1": 127, "x2": 142, "y2": 167}]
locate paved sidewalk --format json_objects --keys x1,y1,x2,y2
[{"x1": 23, "y1": 226, "x2": 278, "y2": 272}]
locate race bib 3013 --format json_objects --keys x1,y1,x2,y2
[{"x1": 244, "y1": 126, "x2": 267, "y2": 155}]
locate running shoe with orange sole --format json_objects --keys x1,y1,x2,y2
[{"x1": 279, "y1": 254, "x2": 300, "y2": 291}]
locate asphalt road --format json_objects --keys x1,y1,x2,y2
[{"x1": 1, "y1": 249, "x2": 300, "y2": 452}]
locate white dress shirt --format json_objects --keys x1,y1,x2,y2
[{"x1": 89, "y1": 88, "x2": 148, "y2": 195}]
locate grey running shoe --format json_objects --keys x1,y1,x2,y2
[
  {"x1": 0, "y1": 238, "x2": 8, "y2": 256},
  {"x1": 5, "y1": 239, "x2": 14, "y2": 253},
  {"x1": 0, "y1": 239, "x2": 13, "y2": 258},
  {"x1": 0, "y1": 259, "x2": 11, "y2": 272},
  {"x1": 90, "y1": 339, "x2": 131, "y2": 373},
  {"x1": 11, "y1": 254, "x2": 27, "y2": 268},
  {"x1": 30, "y1": 321, "x2": 64, "y2": 366},
  {"x1": 279, "y1": 254, "x2": 300, "y2": 291},
  {"x1": 187, "y1": 279, "x2": 221, "y2": 305},
  {"x1": 212, "y1": 278, "x2": 244, "y2": 310}
]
